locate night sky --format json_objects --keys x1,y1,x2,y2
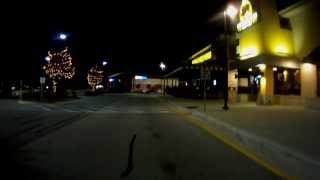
[{"x1": 1, "y1": 0, "x2": 297, "y2": 83}]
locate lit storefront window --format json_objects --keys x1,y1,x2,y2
[{"x1": 274, "y1": 68, "x2": 301, "y2": 95}]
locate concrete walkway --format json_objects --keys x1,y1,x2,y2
[{"x1": 163, "y1": 96, "x2": 320, "y2": 179}]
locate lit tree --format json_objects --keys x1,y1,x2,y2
[
  {"x1": 43, "y1": 47, "x2": 75, "y2": 93},
  {"x1": 87, "y1": 65, "x2": 104, "y2": 90}
]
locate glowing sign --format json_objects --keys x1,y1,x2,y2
[
  {"x1": 192, "y1": 51, "x2": 212, "y2": 65},
  {"x1": 134, "y1": 75, "x2": 148, "y2": 80},
  {"x1": 237, "y1": 0, "x2": 258, "y2": 32}
]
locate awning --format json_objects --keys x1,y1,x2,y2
[{"x1": 237, "y1": 54, "x2": 300, "y2": 69}]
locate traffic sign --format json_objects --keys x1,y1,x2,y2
[{"x1": 40, "y1": 77, "x2": 46, "y2": 84}]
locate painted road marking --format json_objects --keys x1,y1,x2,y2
[{"x1": 168, "y1": 105, "x2": 296, "y2": 180}]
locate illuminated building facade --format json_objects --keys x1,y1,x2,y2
[
  {"x1": 234, "y1": 0, "x2": 320, "y2": 105},
  {"x1": 162, "y1": 44, "x2": 228, "y2": 98}
]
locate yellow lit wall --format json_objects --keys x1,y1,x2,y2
[
  {"x1": 239, "y1": 23, "x2": 263, "y2": 60},
  {"x1": 258, "y1": 66, "x2": 274, "y2": 96},
  {"x1": 281, "y1": 1, "x2": 320, "y2": 60},
  {"x1": 239, "y1": 0, "x2": 295, "y2": 60},
  {"x1": 301, "y1": 63, "x2": 317, "y2": 97}
]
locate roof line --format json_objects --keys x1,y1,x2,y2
[{"x1": 279, "y1": 0, "x2": 308, "y2": 16}]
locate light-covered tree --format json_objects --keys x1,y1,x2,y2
[
  {"x1": 87, "y1": 65, "x2": 104, "y2": 90},
  {"x1": 43, "y1": 47, "x2": 75, "y2": 93}
]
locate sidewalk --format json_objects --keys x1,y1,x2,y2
[{"x1": 163, "y1": 96, "x2": 320, "y2": 179}]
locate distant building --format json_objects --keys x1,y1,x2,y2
[
  {"x1": 131, "y1": 75, "x2": 178, "y2": 94},
  {"x1": 107, "y1": 73, "x2": 132, "y2": 93}
]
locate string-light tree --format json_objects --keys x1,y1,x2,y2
[
  {"x1": 87, "y1": 65, "x2": 104, "y2": 90},
  {"x1": 43, "y1": 47, "x2": 75, "y2": 93}
]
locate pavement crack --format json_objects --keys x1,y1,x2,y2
[{"x1": 121, "y1": 134, "x2": 136, "y2": 178}]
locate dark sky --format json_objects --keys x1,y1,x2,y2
[{"x1": 1, "y1": 0, "x2": 297, "y2": 81}]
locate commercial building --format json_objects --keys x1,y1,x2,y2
[
  {"x1": 232, "y1": 0, "x2": 319, "y2": 106},
  {"x1": 163, "y1": 44, "x2": 228, "y2": 99}
]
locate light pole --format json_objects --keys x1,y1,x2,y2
[
  {"x1": 223, "y1": 5, "x2": 238, "y2": 110},
  {"x1": 159, "y1": 62, "x2": 167, "y2": 95}
]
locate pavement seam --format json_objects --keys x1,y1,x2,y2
[{"x1": 167, "y1": 104, "x2": 297, "y2": 180}]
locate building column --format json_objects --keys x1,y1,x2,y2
[
  {"x1": 257, "y1": 65, "x2": 274, "y2": 105},
  {"x1": 301, "y1": 63, "x2": 317, "y2": 98},
  {"x1": 228, "y1": 69, "x2": 238, "y2": 103}
]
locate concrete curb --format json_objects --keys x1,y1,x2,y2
[{"x1": 173, "y1": 104, "x2": 320, "y2": 180}]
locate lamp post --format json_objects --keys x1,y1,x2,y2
[
  {"x1": 223, "y1": 5, "x2": 238, "y2": 110},
  {"x1": 160, "y1": 62, "x2": 167, "y2": 95}
]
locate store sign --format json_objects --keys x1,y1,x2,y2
[
  {"x1": 192, "y1": 51, "x2": 212, "y2": 65},
  {"x1": 237, "y1": 0, "x2": 258, "y2": 32},
  {"x1": 191, "y1": 45, "x2": 213, "y2": 65}
]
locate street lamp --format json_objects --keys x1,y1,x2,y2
[
  {"x1": 160, "y1": 62, "x2": 166, "y2": 71},
  {"x1": 45, "y1": 56, "x2": 51, "y2": 62},
  {"x1": 58, "y1": 33, "x2": 67, "y2": 40},
  {"x1": 225, "y1": 5, "x2": 238, "y2": 19},
  {"x1": 102, "y1": 60, "x2": 108, "y2": 66},
  {"x1": 223, "y1": 4, "x2": 238, "y2": 111}
]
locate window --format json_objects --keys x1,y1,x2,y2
[
  {"x1": 279, "y1": 17, "x2": 292, "y2": 30},
  {"x1": 274, "y1": 68, "x2": 300, "y2": 95}
]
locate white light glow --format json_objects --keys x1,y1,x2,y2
[
  {"x1": 256, "y1": 64, "x2": 266, "y2": 71},
  {"x1": 225, "y1": 5, "x2": 238, "y2": 19},
  {"x1": 59, "y1": 33, "x2": 67, "y2": 40},
  {"x1": 95, "y1": 84, "x2": 104, "y2": 89},
  {"x1": 134, "y1": 75, "x2": 148, "y2": 80},
  {"x1": 102, "y1": 61, "x2": 108, "y2": 66},
  {"x1": 45, "y1": 56, "x2": 51, "y2": 62},
  {"x1": 275, "y1": 45, "x2": 288, "y2": 54},
  {"x1": 160, "y1": 62, "x2": 166, "y2": 71},
  {"x1": 256, "y1": 75, "x2": 262, "y2": 79},
  {"x1": 109, "y1": 78, "x2": 114, "y2": 82},
  {"x1": 213, "y1": 80, "x2": 217, "y2": 86},
  {"x1": 240, "y1": 46, "x2": 258, "y2": 60}
]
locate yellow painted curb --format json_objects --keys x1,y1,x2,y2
[{"x1": 168, "y1": 105, "x2": 297, "y2": 180}]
